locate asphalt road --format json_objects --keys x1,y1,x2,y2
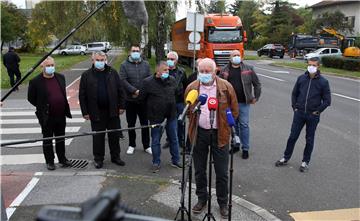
[{"x1": 1, "y1": 53, "x2": 359, "y2": 221}]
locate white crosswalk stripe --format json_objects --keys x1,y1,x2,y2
[
  {"x1": 0, "y1": 118, "x2": 85, "y2": 124},
  {"x1": 0, "y1": 110, "x2": 83, "y2": 116}
]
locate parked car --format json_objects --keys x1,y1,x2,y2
[
  {"x1": 84, "y1": 42, "x2": 111, "y2": 53},
  {"x1": 59, "y1": 45, "x2": 87, "y2": 55},
  {"x1": 257, "y1": 44, "x2": 285, "y2": 58},
  {"x1": 303, "y1": 48, "x2": 342, "y2": 61}
]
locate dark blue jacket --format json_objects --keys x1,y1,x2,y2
[{"x1": 292, "y1": 71, "x2": 331, "y2": 113}]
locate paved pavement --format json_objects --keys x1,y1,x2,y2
[{"x1": 1, "y1": 51, "x2": 280, "y2": 221}]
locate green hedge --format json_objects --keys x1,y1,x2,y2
[{"x1": 322, "y1": 57, "x2": 360, "y2": 71}]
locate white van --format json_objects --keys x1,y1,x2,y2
[{"x1": 85, "y1": 42, "x2": 111, "y2": 53}]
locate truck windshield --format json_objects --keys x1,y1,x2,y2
[{"x1": 207, "y1": 28, "x2": 242, "y2": 43}]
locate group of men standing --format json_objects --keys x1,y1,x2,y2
[{"x1": 26, "y1": 43, "x2": 330, "y2": 218}]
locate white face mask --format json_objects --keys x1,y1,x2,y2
[{"x1": 307, "y1": 66, "x2": 317, "y2": 74}]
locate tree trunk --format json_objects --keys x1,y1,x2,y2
[
  {"x1": 147, "y1": 40, "x2": 152, "y2": 59},
  {"x1": 155, "y1": 2, "x2": 167, "y2": 63}
]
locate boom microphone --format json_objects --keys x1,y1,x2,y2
[
  {"x1": 178, "y1": 90, "x2": 199, "y2": 121},
  {"x1": 191, "y1": 94, "x2": 208, "y2": 114},
  {"x1": 226, "y1": 108, "x2": 240, "y2": 153},
  {"x1": 207, "y1": 97, "x2": 218, "y2": 127}
]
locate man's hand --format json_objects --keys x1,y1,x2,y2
[
  {"x1": 250, "y1": 98, "x2": 257, "y2": 104},
  {"x1": 83, "y1": 115, "x2": 90, "y2": 120},
  {"x1": 222, "y1": 72, "x2": 229, "y2": 80},
  {"x1": 119, "y1": 109, "x2": 125, "y2": 115},
  {"x1": 132, "y1": 90, "x2": 140, "y2": 98}
]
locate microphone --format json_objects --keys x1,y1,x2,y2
[
  {"x1": 226, "y1": 108, "x2": 240, "y2": 153},
  {"x1": 191, "y1": 94, "x2": 208, "y2": 114},
  {"x1": 207, "y1": 97, "x2": 218, "y2": 127},
  {"x1": 178, "y1": 90, "x2": 199, "y2": 121}
]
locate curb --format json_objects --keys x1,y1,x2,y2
[{"x1": 169, "y1": 179, "x2": 281, "y2": 221}]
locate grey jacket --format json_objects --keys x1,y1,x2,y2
[
  {"x1": 220, "y1": 62, "x2": 261, "y2": 104},
  {"x1": 119, "y1": 56, "x2": 152, "y2": 102}
]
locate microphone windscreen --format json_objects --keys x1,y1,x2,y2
[
  {"x1": 226, "y1": 108, "x2": 235, "y2": 127},
  {"x1": 198, "y1": 94, "x2": 208, "y2": 105},
  {"x1": 207, "y1": 97, "x2": 218, "y2": 110},
  {"x1": 185, "y1": 90, "x2": 199, "y2": 105}
]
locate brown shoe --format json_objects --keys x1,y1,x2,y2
[
  {"x1": 192, "y1": 201, "x2": 207, "y2": 214},
  {"x1": 220, "y1": 206, "x2": 229, "y2": 219}
]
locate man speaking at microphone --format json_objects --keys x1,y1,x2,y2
[{"x1": 184, "y1": 58, "x2": 239, "y2": 218}]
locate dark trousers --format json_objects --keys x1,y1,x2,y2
[
  {"x1": 125, "y1": 101, "x2": 150, "y2": 149},
  {"x1": 7, "y1": 68, "x2": 21, "y2": 89},
  {"x1": 90, "y1": 110, "x2": 121, "y2": 162},
  {"x1": 193, "y1": 127, "x2": 229, "y2": 207},
  {"x1": 284, "y1": 110, "x2": 320, "y2": 163},
  {"x1": 42, "y1": 116, "x2": 66, "y2": 164}
]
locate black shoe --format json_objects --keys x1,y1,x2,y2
[
  {"x1": 46, "y1": 163, "x2": 56, "y2": 170},
  {"x1": 220, "y1": 206, "x2": 229, "y2": 219},
  {"x1": 119, "y1": 133, "x2": 125, "y2": 140},
  {"x1": 275, "y1": 158, "x2": 288, "y2": 167},
  {"x1": 162, "y1": 141, "x2": 170, "y2": 149},
  {"x1": 111, "y1": 158, "x2": 125, "y2": 166},
  {"x1": 242, "y1": 150, "x2": 249, "y2": 159},
  {"x1": 170, "y1": 162, "x2": 182, "y2": 169},
  {"x1": 94, "y1": 161, "x2": 103, "y2": 169},
  {"x1": 299, "y1": 162, "x2": 309, "y2": 172},
  {"x1": 151, "y1": 164, "x2": 161, "y2": 173},
  {"x1": 192, "y1": 201, "x2": 207, "y2": 214},
  {"x1": 59, "y1": 159, "x2": 72, "y2": 167}
]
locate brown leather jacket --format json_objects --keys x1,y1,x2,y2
[{"x1": 185, "y1": 76, "x2": 239, "y2": 148}]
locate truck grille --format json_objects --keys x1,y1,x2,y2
[{"x1": 213, "y1": 51, "x2": 231, "y2": 67}]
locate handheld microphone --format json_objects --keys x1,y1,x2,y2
[
  {"x1": 191, "y1": 94, "x2": 208, "y2": 114},
  {"x1": 207, "y1": 97, "x2": 218, "y2": 127},
  {"x1": 226, "y1": 108, "x2": 240, "y2": 153},
  {"x1": 178, "y1": 90, "x2": 198, "y2": 121}
]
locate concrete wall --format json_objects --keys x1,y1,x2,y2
[{"x1": 312, "y1": 2, "x2": 360, "y2": 37}]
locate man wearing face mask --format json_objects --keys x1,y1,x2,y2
[
  {"x1": 119, "y1": 44, "x2": 152, "y2": 155},
  {"x1": 275, "y1": 57, "x2": 331, "y2": 172},
  {"x1": 220, "y1": 50, "x2": 261, "y2": 159},
  {"x1": 162, "y1": 51, "x2": 188, "y2": 149},
  {"x1": 139, "y1": 61, "x2": 181, "y2": 173},
  {"x1": 79, "y1": 51, "x2": 126, "y2": 169},
  {"x1": 184, "y1": 58, "x2": 239, "y2": 218},
  {"x1": 28, "y1": 56, "x2": 72, "y2": 170}
]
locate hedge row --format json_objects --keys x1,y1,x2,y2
[{"x1": 321, "y1": 57, "x2": 360, "y2": 71}]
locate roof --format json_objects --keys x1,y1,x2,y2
[{"x1": 309, "y1": 1, "x2": 357, "y2": 9}]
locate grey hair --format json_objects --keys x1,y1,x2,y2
[
  {"x1": 92, "y1": 51, "x2": 107, "y2": 59},
  {"x1": 167, "y1": 51, "x2": 178, "y2": 61},
  {"x1": 40, "y1": 56, "x2": 55, "y2": 66},
  {"x1": 198, "y1": 58, "x2": 216, "y2": 72},
  {"x1": 156, "y1": 61, "x2": 168, "y2": 71}
]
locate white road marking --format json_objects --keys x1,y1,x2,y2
[
  {"x1": 0, "y1": 110, "x2": 82, "y2": 116},
  {"x1": 6, "y1": 176, "x2": 40, "y2": 219},
  {"x1": 70, "y1": 68, "x2": 88, "y2": 71},
  {"x1": 0, "y1": 127, "x2": 80, "y2": 134},
  {"x1": 1, "y1": 154, "x2": 56, "y2": 165},
  {"x1": 0, "y1": 118, "x2": 84, "y2": 124},
  {"x1": 1, "y1": 139, "x2": 73, "y2": 148},
  {"x1": 257, "y1": 73, "x2": 285, "y2": 82},
  {"x1": 66, "y1": 76, "x2": 81, "y2": 89},
  {"x1": 332, "y1": 93, "x2": 360, "y2": 102}
]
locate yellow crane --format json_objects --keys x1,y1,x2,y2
[{"x1": 321, "y1": 28, "x2": 360, "y2": 58}]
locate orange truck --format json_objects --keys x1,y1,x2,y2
[{"x1": 171, "y1": 14, "x2": 247, "y2": 70}]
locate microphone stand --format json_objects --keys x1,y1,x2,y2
[
  {"x1": 228, "y1": 137, "x2": 236, "y2": 221},
  {"x1": 203, "y1": 114, "x2": 216, "y2": 221}
]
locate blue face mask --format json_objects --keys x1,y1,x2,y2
[
  {"x1": 45, "y1": 66, "x2": 55, "y2": 75},
  {"x1": 95, "y1": 61, "x2": 105, "y2": 70},
  {"x1": 232, "y1": 56, "x2": 241, "y2": 65},
  {"x1": 167, "y1": 60, "x2": 175, "y2": 67},
  {"x1": 161, "y1": 72, "x2": 169, "y2": 79},
  {"x1": 198, "y1": 73, "x2": 213, "y2": 84},
  {"x1": 131, "y1": 52, "x2": 141, "y2": 60}
]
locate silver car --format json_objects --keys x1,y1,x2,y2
[
  {"x1": 59, "y1": 45, "x2": 87, "y2": 55},
  {"x1": 304, "y1": 48, "x2": 342, "y2": 61}
]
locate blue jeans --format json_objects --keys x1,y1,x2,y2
[
  {"x1": 150, "y1": 118, "x2": 180, "y2": 166},
  {"x1": 234, "y1": 103, "x2": 250, "y2": 150},
  {"x1": 284, "y1": 110, "x2": 320, "y2": 163}
]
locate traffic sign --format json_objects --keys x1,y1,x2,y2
[
  {"x1": 189, "y1": 32, "x2": 201, "y2": 43},
  {"x1": 186, "y1": 12, "x2": 204, "y2": 32},
  {"x1": 188, "y1": 43, "x2": 200, "y2": 51}
]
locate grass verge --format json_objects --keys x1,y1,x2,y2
[
  {"x1": 1, "y1": 53, "x2": 89, "y2": 89},
  {"x1": 272, "y1": 61, "x2": 360, "y2": 78}
]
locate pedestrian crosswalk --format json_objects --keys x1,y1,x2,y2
[{"x1": 0, "y1": 108, "x2": 85, "y2": 165}]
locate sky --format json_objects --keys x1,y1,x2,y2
[{"x1": 10, "y1": 0, "x2": 322, "y2": 20}]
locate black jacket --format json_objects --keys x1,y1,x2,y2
[
  {"x1": 119, "y1": 57, "x2": 151, "y2": 102},
  {"x1": 3, "y1": 51, "x2": 20, "y2": 71},
  {"x1": 139, "y1": 74, "x2": 177, "y2": 122},
  {"x1": 79, "y1": 65, "x2": 126, "y2": 121},
  {"x1": 292, "y1": 71, "x2": 331, "y2": 113},
  {"x1": 169, "y1": 67, "x2": 187, "y2": 103},
  {"x1": 28, "y1": 73, "x2": 72, "y2": 126}
]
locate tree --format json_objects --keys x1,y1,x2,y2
[
  {"x1": 237, "y1": 1, "x2": 259, "y2": 47},
  {"x1": 0, "y1": 1, "x2": 27, "y2": 52},
  {"x1": 207, "y1": 0, "x2": 226, "y2": 14},
  {"x1": 229, "y1": 0, "x2": 242, "y2": 15},
  {"x1": 314, "y1": 10, "x2": 354, "y2": 33},
  {"x1": 296, "y1": 7, "x2": 315, "y2": 35}
]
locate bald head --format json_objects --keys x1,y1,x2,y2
[{"x1": 198, "y1": 58, "x2": 216, "y2": 74}]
